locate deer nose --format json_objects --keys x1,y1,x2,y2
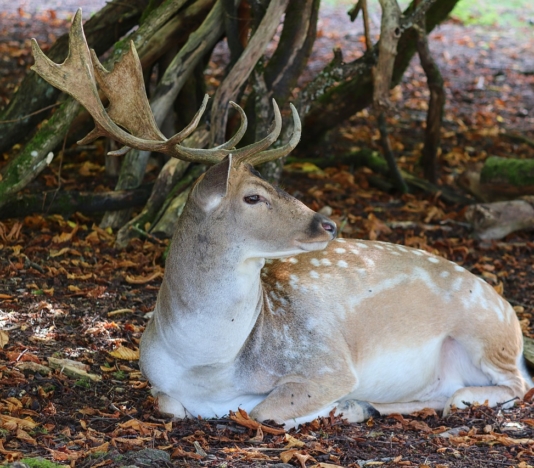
[{"x1": 319, "y1": 217, "x2": 337, "y2": 237}]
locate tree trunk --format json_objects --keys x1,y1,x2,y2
[
  {"x1": 301, "y1": 0, "x2": 460, "y2": 145},
  {"x1": 0, "y1": 0, "x2": 146, "y2": 154},
  {"x1": 414, "y1": 5, "x2": 445, "y2": 184},
  {"x1": 100, "y1": 0, "x2": 223, "y2": 228}
]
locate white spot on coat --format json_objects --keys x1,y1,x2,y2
[
  {"x1": 337, "y1": 260, "x2": 348, "y2": 268},
  {"x1": 335, "y1": 248, "x2": 346, "y2": 254},
  {"x1": 428, "y1": 257, "x2": 439, "y2": 264},
  {"x1": 310, "y1": 270, "x2": 320, "y2": 279},
  {"x1": 321, "y1": 259, "x2": 332, "y2": 266},
  {"x1": 310, "y1": 258, "x2": 320, "y2": 267}
]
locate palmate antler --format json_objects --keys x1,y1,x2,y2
[{"x1": 31, "y1": 9, "x2": 301, "y2": 166}]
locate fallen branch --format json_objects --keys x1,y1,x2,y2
[
  {"x1": 0, "y1": 185, "x2": 153, "y2": 220},
  {"x1": 465, "y1": 197, "x2": 534, "y2": 240}
]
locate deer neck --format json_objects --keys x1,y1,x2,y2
[{"x1": 154, "y1": 214, "x2": 265, "y2": 365}]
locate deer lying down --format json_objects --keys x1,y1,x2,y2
[{"x1": 32, "y1": 11, "x2": 532, "y2": 428}]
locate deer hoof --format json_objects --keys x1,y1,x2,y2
[{"x1": 338, "y1": 399, "x2": 380, "y2": 422}]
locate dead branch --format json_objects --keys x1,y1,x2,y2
[
  {"x1": 374, "y1": 0, "x2": 402, "y2": 110},
  {"x1": 414, "y1": 0, "x2": 445, "y2": 183},
  {"x1": 361, "y1": 0, "x2": 407, "y2": 193},
  {"x1": 209, "y1": 0, "x2": 290, "y2": 145},
  {"x1": 101, "y1": 0, "x2": 222, "y2": 228},
  {"x1": 0, "y1": 185, "x2": 153, "y2": 220},
  {"x1": 465, "y1": 198, "x2": 534, "y2": 240}
]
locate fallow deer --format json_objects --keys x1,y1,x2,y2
[{"x1": 32, "y1": 11, "x2": 532, "y2": 428}]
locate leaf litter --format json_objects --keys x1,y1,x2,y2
[{"x1": 0, "y1": 3, "x2": 534, "y2": 468}]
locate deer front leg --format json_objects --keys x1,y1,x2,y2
[{"x1": 249, "y1": 375, "x2": 376, "y2": 427}]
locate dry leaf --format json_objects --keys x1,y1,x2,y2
[
  {"x1": 284, "y1": 434, "x2": 305, "y2": 449},
  {"x1": 108, "y1": 346, "x2": 140, "y2": 361},
  {"x1": 125, "y1": 271, "x2": 163, "y2": 284},
  {"x1": 295, "y1": 452, "x2": 316, "y2": 468},
  {"x1": 107, "y1": 308, "x2": 134, "y2": 317},
  {"x1": 0, "y1": 414, "x2": 38, "y2": 430},
  {"x1": 0, "y1": 330, "x2": 9, "y2": 349},
  {"x1": 280, "y1": 449, "x2": 298, "y2": 463},
  {"x1": 229, "y1": 408, "x2": 286, "y2": 435}
]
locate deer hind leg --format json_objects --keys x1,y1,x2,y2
[
  {"x1": 249, "y1": 374, "x2": 356, "y2": 427},
  {"x1": 441, "y1": 330, "x2": 530, "y2": 415}
]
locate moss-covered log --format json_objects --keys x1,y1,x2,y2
[
  {"x1": 0, "y1": 185, "x2": 153, "y2": 219},
  {"x1": 480, "y1": 156, "x2": 534, "y2": 197}
]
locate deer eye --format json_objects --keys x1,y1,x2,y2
[{"x1": 244, "y1": 195, "x2": 262, "y2": 204}]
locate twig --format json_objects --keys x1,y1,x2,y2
[
  {"x1": 0, "y1": 103, "x2": 60, "y2": 124},
  {"x1": 131, "y1": 225, "x2": 166, "y2": 245}
]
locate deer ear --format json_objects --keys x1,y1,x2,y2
[{"x1": 192, "y1": 155, "x2": 232, "y2": 211}]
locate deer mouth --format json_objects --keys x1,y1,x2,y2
[{"x1": 295, "y1": 240, "x2": 330, "y2": 252}]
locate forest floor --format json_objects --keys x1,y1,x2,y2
[{"x1": 1, "y1": 2, "x2": 534, "y2": 468}]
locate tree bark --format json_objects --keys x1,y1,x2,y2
[
  {"x1": 100, "y1": 0, "x2": 222, "y2": 228},
  {"x1": 301, "y1": 0, "x2": 459, "y2": 145},
  {"x1": 209, "y1": 0, "x2": 290, "y2": 145},
  {"x1": 0, "y1": 0, "x2": 146, "y2": 154},
  {"x1": 0, "y1": 0, "x2": 196, "y2": 211},
  {"x1": 414, "y1": 3, "x2": 445, "y2": 184},
  {"x1": 0, "y1": 185, "x2": 153, "y2": 220}
]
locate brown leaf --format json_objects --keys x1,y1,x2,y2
[
  {"x1": 125, "y1": 271, "x2": 163, "y2": 284},
  {"x1": 523, "y1": 387, "x2": 534, "y2": 403},
  {"x1": 108, "y1": 347, "x2": 139, "y2": 361},
  {"x1": 284, "y1": 434, "x2": 305, "y2": 449},
  {"x1": 171, "y1": 446, "x2": 204, "y2": 460},
  {"x1": 411, "y1": 407, "x2": 437, "y2": 419},
  {"x1": 295, "y1": 452, "x2": 316, "y2": 468},
  {"x1": 0, "y1": 330, "x2": 8, "y2": 349},
  {"x1": 280, "y1": 449, "x2": 298, "y2": 463}
]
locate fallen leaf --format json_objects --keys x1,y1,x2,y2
[
  {"x1": 0, "y1": 414, "x2": 38, "y2": 430},
  {"x1": 280, "y1": 449, "x2": 298, "y2": 463},
  {"x1": 0, "y1": 330, "x2": 8, "y2": 349},
  {"x1": 284, "y1": 433, "x2": 305, "y2": 449},
  {"x1": 229, "y1": 408, "x2": 286, "y2": 435},
  {"x1": 108, "y1": 346, "x2": 140, "y2": 361},
  {"x1": 125, "y1": 271, "x2": 163, "y2": 284}
]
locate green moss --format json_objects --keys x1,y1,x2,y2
[
  {"x1": 481, "y1": 156, "x2": 534, "y2": 186},
  {"x1": 19, "y1": 458, "x2": 64, "y2": 468}
]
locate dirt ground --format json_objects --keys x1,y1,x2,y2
[{"x1": 0, "y1": 2, "x2": 534, "y2": 468}]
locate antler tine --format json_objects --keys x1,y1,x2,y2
[
  {"x1": 244, "y1": 103, "x2": 301, "y2": 166},
  {"x1": 213, "y1": 101, "x2": 248, "y2": 150},
  {"x1": 167, "y1": 100, "x2": 249, "y2": 165},
  {"x1": 232, "y1": 99, "x2": 282, "y2": 162},
  {"x1": 31, "y1": 10, "x2": 171, "y2": 155},
  {"x1": 166, "y1": 94, "x2": 210, "y2": 146}
]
